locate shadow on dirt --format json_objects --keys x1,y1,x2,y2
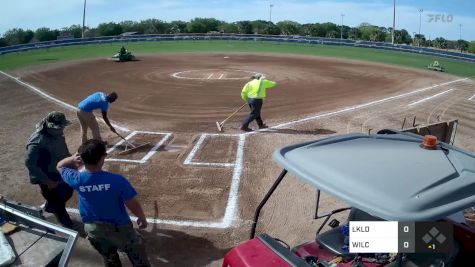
[
  {"x1": 139, "y1": 201, "x2": 229, "y2": 266},
  {"x1": 67, "y1": 201, "x2": 228, "y2": 266},
  {"x1": 140, "y1": 228, "x2": 228, "y2": 266},
  {"x1": 263, "y1": 128, "x2": 336, "y2": 135}
]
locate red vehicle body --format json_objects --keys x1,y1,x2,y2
[
  {"x1": 223, "y1": 130, "x2": 475, "y2": 267},
  {"x1": 223, "y1": 219, "x2": 475, "y2": 267}
]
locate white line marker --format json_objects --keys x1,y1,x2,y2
[
  {"x1": 134, "y1": 130, "x2": 171, "y2": 135},
  {"x1": 156, "y1": 257, "x2": 169, "y2": 264},
  {"x1": 0, "y1": 71, "x2": 77, "y2": 110},
  {"x1": 218, "y1": 74, "x2": 224, "y2": 79},
  {"x1": 207, "y1": 73, "x2": 214, "y2": 79},
  {"x1": 68, "y1": 133, "x2": 246, "y2": 228},
  {"x1": 187, "y1": 162, "x2": 235, "y2": 167},
  {"x1": 182, "y1": 133, "x2": 244, "y2": 227},
  {"x1": 265, "y1": 78, "x2": 468, "y2": 130},
  {"x1": 184, "y1": 134, "x2": 207, "y2": 165},
  {"x1": 66, "y1": 207, "x2": 229, "y2": 228},
  {"x1": 106, "y1": 131, "x2": 137, "y2": 154},
  {"x1": 171, "y1": 69, "x2": 265, "y2": 80},
  {"x1": 184, "y1": 134, "x2": 238, "y2": 167},
  {"x1": 164, "y1": 144, "x2": 187, "y2": 152},
  {"x1": 105, "y1": 159, "x2": 145, "y2": 164},
  {"x1": 205, "y1": 133, "x2": 241, "y2": 137},
  {"x1": 141, "y1": 133, "x2": 172, "y2": 162},
  {"x1": 106, "y1": 131, "x2": 172, "y2": 164},
  {"x1": 221, "y1": 134, "x2": 246, "y2": 227},
  {"x1": 408, "y1": 89, "x2": 454, "y2": 106},
  {"x1": 468, "y1": 94, "x2": 475, "y2": 101},
  {"x1": 0, "y1": 70, "x2": 130, "y2": 132}
]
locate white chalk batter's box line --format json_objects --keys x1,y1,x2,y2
[
  {"x1": 67, "y1": 133, "x2": 246, "y2": 229},
  {"x1": 183, "y1": 133, "x2": 241, "y2": 167},
  {"x1": 0, "y1": 70, "x2": 245, "y2": 229},
  {"x1": 106, "y1": 131, "x2": 172, "y2": 164}
]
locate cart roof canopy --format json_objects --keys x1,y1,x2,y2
[{"x1": 273, "y1": 132, "x2": 475, "y2": 221}]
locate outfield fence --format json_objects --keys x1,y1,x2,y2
[{"x1": 1, "y1": 33, "x2": 474, "y2": 63}]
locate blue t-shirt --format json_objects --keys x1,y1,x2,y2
[
  {"x1": 78, "y1": 92, "x2": 109, "y2": 112},
  {"x1": 60, "y1": 168, "x2": 137, "y2": 225}
]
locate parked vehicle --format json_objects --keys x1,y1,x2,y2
[{"x1": 223, "y1": 130, "x2": 475, "y2": 267}]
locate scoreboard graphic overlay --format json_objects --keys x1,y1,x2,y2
[{"x1": 349, "y1": 221, "x2": 453, "y2": 253}]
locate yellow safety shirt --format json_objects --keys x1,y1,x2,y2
[{"x1": 241, "y1": 79, "x2": 277, "y2": 101}]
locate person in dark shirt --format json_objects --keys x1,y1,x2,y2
[{"x1": 25, "y1": 111, "x2": 74, "y2": 228}]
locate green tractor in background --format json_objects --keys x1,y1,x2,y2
[
  {"x1": 111, "y1": 46, "x2": 136, "y2": 62},
  {"x1": 427, "y1": 60, "x2": 445, "y2": 72}
]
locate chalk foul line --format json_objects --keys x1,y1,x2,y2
[{"x1": 0, "y1": 70, "x2": 130, "y2": 132}]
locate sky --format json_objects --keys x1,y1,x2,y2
[{"x1": 1, "y1": 0, "x2": 474, "y2": 41}]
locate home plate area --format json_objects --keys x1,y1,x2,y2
[
  {"x1": 106, "y1": 131, "x2": 172, "y2": 164},
  {"x1": 102, "y1": 131, "x2": 244, "y2": 227}
]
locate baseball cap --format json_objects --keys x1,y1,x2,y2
[
  {"x1": 45, "y1": 111, "x2": 71, "y2": 129},
  {"x1": 251, "y1": 73, "x2": 263, "y2": 80}
]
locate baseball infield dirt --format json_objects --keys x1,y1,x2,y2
[{"x1": 15, "y1": 53, "x2": 451, "y2": 132}]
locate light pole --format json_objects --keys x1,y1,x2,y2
[
  {"x1": 418, "y1": 9, "x2": 423, "y2": 46},
  {"x1": 82, "y1": 0, "x2": 87, "y2": 38},
  {"x1": 418, "y1": 9, "x2": 423, "y2": 35},
  {"x1": 341, "y1": 14, "x2": 345, "y2": 40},
  {"x1": 269, "y1": 4, "x2": 274, "y2": 24},
  {"x1": 459, "y1": 24, "x2": 462, "y2": 40},
  {"x1": 391, "y1": 0, "x2": 396, "y2": 44}
]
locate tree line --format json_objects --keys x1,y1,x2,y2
[{"x1": 1, "y1": 18, "x2": 474, "y2": 53}]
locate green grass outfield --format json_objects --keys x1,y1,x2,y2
[{"x1": 1, "y1": 40, "x2": 474, "y2": 77}]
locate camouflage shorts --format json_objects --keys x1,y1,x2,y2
[{"x1": 84, "y1": 222, "x2": 150, "y2": 267}]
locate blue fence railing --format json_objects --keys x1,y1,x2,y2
[{"x1": 1, "y1": 33, "x2": 474, "y2": 63}]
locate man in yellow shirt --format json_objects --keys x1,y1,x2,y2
[{"x1": 240, "y1": 74, "x2": 277, "y2": 132}]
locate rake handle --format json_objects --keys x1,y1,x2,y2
[
  {"x1": 219, "y1": 102, "x2": 247, "y2": 126},
  {"x1": 115, "y1": 132, "x2": 136, "y2": 148}
]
